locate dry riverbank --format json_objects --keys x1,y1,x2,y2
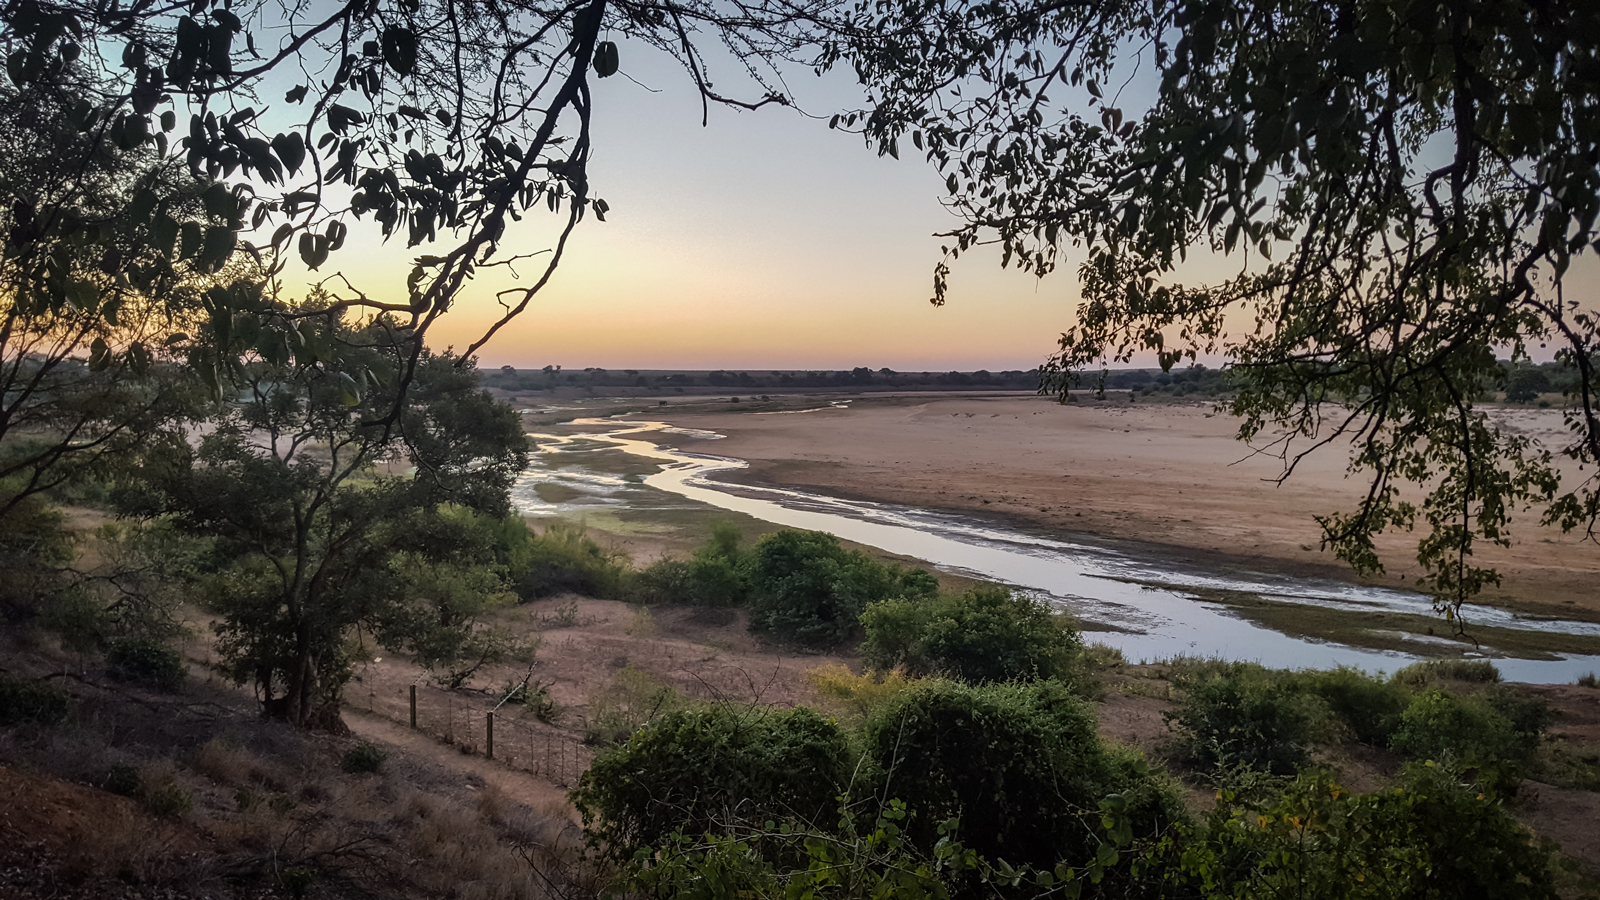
[{"x1": 658, "y1": 393, "x2": 1600, "y2": 621}]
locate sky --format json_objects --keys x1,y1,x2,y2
[
  {"x1": 281, "y1": 41, "x2": 1088, "y2": 373},
  {"x1": 267, "y1": 30, "x2": 1598, "y2": 373}
]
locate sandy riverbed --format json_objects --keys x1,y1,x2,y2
[{"x1": 657, "y1": 393, "x2": 1600, "y2": 619}]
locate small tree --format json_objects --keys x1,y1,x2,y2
[
  {"x1": 119, "y1": 310, "x2": 527, "y2": 727},
  {"x1": 860, "y1": 587, "x2": 1081, "y2": 682},
  {"x1": 745, "y1": 530, "x2": 936, "y2": 649}
]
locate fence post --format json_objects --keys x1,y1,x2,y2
[
  {"x1": 486, "y1": 712, "x2": 495, "y2": 760},
  {"x1": 409, "y1": 684, "x2": 417, "y2": 729}
]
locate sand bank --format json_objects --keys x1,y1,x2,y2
[{"x1": 660, "y1": 394, "x2": 1600, "y2": 618}]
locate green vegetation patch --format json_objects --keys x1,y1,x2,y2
[
  {"x1": 0, "y1": 673, "x2": 74, "y2": 726},
  {"x1": 860, "y1": 586, "x2": 1082, "y2": 683},
  {"x1": 864, "y1": 678, "x2": 1186, "y2": 873},
  {"x1": 530, "y1": 482, "x2": 585, "y2": 503},
  {"x1": 574, "y1": 704, "x2": 853, "y2": 860}
]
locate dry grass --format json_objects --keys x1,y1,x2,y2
[
  {"x1": 0, "y1": 642, "x2": 598, "y2": 900},
  {"x1": 60, "y1": 805, "x2": 190, "y2": 885},
  {"x1": 803, "y1": 664, "x2": 925, "y2": 722}
]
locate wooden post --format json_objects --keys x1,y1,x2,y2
[
  {"x1": 409, "y1": 685, "x2": 417, "y2": 729},
  {"x1": 486, "y1": 712, "x2": 495, "y2": 760}
]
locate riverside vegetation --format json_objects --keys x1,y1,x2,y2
[
  {"x1": 6, "y1": 444, "x2": 1600, "y2": 897},
  {"x1": 0, "y1": 344, "x2": 1595, "y2": 895}
]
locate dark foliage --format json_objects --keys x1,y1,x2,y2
[
  {"x1": 860, "y1": 586, "x2": 1080, "y2": 682},
  {"x1": 572, "y1": 705, "x2": 855, "y2": 860},
  {"x1": 0, "y1": 673, "x2": 74, "y2": 726},
  {"x1": 745, "y1": 530, "x2": 936, "y2": 649},
  {"x1": 864, "y1": 679, "x2": 1185, "y2": 872},
  {"x1": 1163, "y1": 662, "x2": 1329, "y2": 776},
  {"x1": 105, "y1": 637, "x2": 186, "y2": 691}
]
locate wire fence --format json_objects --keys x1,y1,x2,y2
[{"x1": 351, "y1": 678, "x2": 593, "y2": 789}]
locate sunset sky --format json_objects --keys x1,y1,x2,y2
[
  {"x1": 282, "y1": 39, "x2": 1594, "y2": 373},
  {"x1": 291, "y1": 45, "x2": 1088, "y2": 373}
]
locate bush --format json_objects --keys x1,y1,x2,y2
[
  {"x1": 0, "y1": 673, "x2": 74, "y2": 725},
  {"x1": 863, "y1": 679, "x2": 1186, "y2": 871},
  {"x1": 341, "y1": 741, "x2": 388, "y2": 774},
  {"x1": 858, "y1": 598, "x2": 933, "y2": 672},
  {"x1": 1392, "y1": 658, "x2": 1501, "y2": 687},
  {"x1": 104, "y1": 764, "x2": 142, "y2": 797},
  {"x1": 0, "y1": 494, "x2": 74, "y2": 623},
  {"x1": 1390, "y1": 687, "x2": 1547, "y2": 794},
  {"x1": 629, "y1": 558, "x2": 696, "y2": 604},
  {"x1": 503, "y1": 678, "x2": 561, "y2": 722},
  {"x1": 140, "y1": 779, "x2": 193, "y2": 818},
  {"x1": 629, "y1": 523, "x2": 750, "y2": 607},
  {"x1": 1288, "y1": 666, "x2": 1406, "y2": 746},
  {"x1": 1164, "y1": 662, "x2": 1330, "y2": 775},
  {"x1": 861, "y1": 587, "x2": 1081, "y2": 683},
  {"x1": 105, "y1": 638, "x2": 186, "y2": 691},
  {"x1": 1184, "y1": 765, "x2": 1558, "y2": 898},
  {"x1": 745, "y1": 530, "x2": 935, "y2": 649},
  {"x1": 573, "y1": 704, "x2": 855, "y2": 860},
  {"x1": 512, "y1": 522, "x2": 627, "y2": 600}
]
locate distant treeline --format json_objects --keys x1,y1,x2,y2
[
  {"x1": 485, "y1": 359, "x2": 1585, "y2": 403},
  {"x1": 481, "y1": 365, "x2": 1042, "y2": 393}
]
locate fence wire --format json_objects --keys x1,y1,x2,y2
[{"x1": 351, "y1": 678, "x2": 593, "y2": 789}]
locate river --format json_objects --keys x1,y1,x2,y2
[{"x1": 512, "y1": 419, "x2": 1600, "y2": 684}]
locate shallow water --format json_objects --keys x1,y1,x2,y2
[{"x1": 514, "y1": 420, "x2": 1600, "y2": 683}]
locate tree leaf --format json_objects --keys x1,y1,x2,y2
[{"x1": 594, "y1": 41, "x2": 619, "y2": 78}]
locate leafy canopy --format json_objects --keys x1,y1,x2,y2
[
  {"x1": 116, "y1": 309, "x2": 528, "y2": 726},
  {"x1": 860, "y1": 586, "x2": 1081, "y2": 682},
  {"x1": 834, "y1": 0, "x2": 1600, "y2": 616},
  {"x1": 2, "y1": 0, "x2": 832, "y2": 399},
  {"x1": 745, "y1": 528, "x2": 938, "y2": 648}
]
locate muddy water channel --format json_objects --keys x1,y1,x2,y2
[{"x1": 514, "y1": 420, "x2": 1600, "y2": 683}]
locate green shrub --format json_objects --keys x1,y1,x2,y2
[
  {"x1": 863, "y1": 679, "x2": 1187, "y2": 871},
  {"x1": 104, "y1": 764, "x2": 142, "y2": 797},
  {"x1": 1578, "y1": 671, "x2": 1597, "y2": 689},
  {"x1": 630, "y1": 558, "x2": 696, "y2": 604},
  {"x1": 513, "y1": 522, "x2": 627, "y2": 600},
  {"x1": 105, "y1": 638, "x2": 187, "y2": 691},
  {"x1": 1164, "y1": 662, "x2": 1329, "y2": 775},
  {"x1": 1486, "y1": 684, "x2": 1555, "y2": 738},
  {"x1": 858, "y1": 597, "x2": 934, "y2": 673},
  {"x1": 685, "y1": 554, "x2": 749, "y2": 607},
  {"x1": 0, "y1": 673, "x2": 74, "y2": 725},
  {"x1": 1288, "y1": 666, "x2": 1406, "y2": 745},
  {"x1": 745, "y1": 530, "x2": 935, "y2": 648},
  {"x1": 685, "y1": 522, "x2": 750, "y2": 607},
  {"x1": 0, "y1": 494, "x2": 74, "y2": 623},
  {"x1": 573, "y1": 704, "x2": 855, "y2": 860},
  {"x1": 341, "y1": 741, "x2": 388, "y2": 774},
  {"x1": 1389, "y1": 688, "x2": 1539, "y2": 793},
  {"x1": 1184, "y1": 765, "x2": 1557, "y2": 898},
  {"x1": 630, "y1": 554, "x2": 750, "y2": 607},
  {"x1": 862, "y1": 587, "x2": 1080, "y2": 683},
  {"x1": 1392, "y1": 658, "x2": 1501, "y2": 687},
  {"x1": 140, "y1": 779, "x2": 193, "y2": 818}
]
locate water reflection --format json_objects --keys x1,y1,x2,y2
[{"x1": 515, "y1": 420, "x2": 1600, "y2": 683}]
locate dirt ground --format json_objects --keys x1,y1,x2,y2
[{"x1": 648, "y1": 394, "x2": 1600, "y2": 619}]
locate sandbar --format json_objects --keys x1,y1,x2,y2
[{"x1": 660, "y1": 394, "x2": 1600, "y2": 619}]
